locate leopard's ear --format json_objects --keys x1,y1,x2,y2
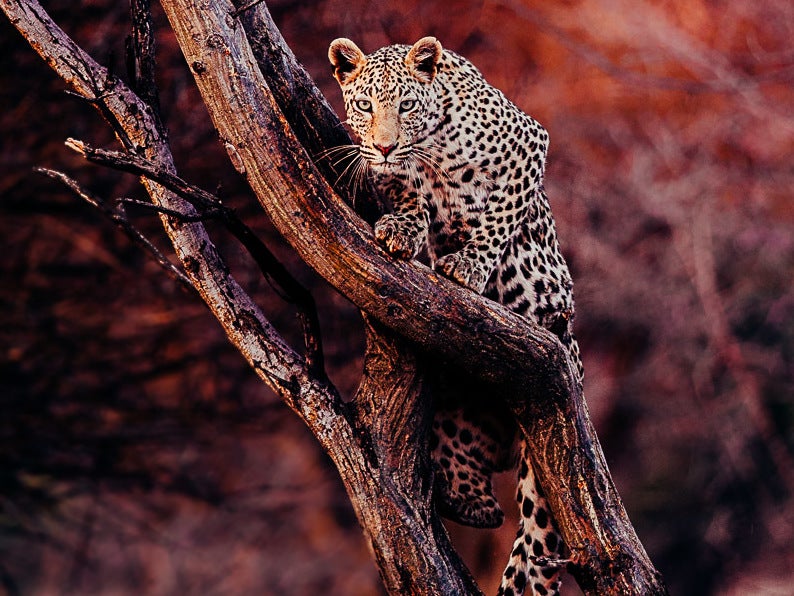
[
  {"x1": 406, "y1": 36, "x2": 442, "y2": 84},
  {"x1": 329, "y1": 38, "x2": 366, "y2": 86}
]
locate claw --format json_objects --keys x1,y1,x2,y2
[
  {"x1": 435, "y1": 252, "x2": 487, "y2": 293},
  {"x1": 374, "y1": 214, "x2": 421, "y2": 259}
]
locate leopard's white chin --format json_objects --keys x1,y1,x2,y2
[{"x1": 368, "y1": 160, "x2": 401, "y2": 171}]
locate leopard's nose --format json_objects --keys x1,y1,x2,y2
[{"x1": 374, "y1": 143, "x2": 396, "y2": 157}]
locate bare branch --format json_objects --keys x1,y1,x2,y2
[
  {"x1": 64, "y1": 138, "x2": 220, "y2": 208},
  {"x1": 64, "y1": 137, "x2": 326, "y2": 378},
  {"x1": 34, "y1": 167, "x2": 196, "y2": 292},
  {"x1": 115, "y1": 197, "x2": 223, "y2": 222},
  {"x1": 2, "y1": 0, "x2": 332, "y2": 415}
]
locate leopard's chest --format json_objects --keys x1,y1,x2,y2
[{"x1": 419, "y1": 158, "x2": 492, "y2": 258}]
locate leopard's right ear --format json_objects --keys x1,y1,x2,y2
[
  {"x1": 406, "y1": 37, "x2": 442, "y2": 84},
  {"x1": 329, "y1": 38, "x2": 366, "y2": 86}
]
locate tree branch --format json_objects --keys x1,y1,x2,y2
[
  {"x1": 64, "y1": 137, "x2": 326, "y2": 378},
  {"x1": 1, "y1": 0, "x2": 329, "y2": 418},
  {"x1": 34, "y1": 167, "x2": 196, "y2": 292}
]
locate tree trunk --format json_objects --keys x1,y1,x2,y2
[{"x1": 344, "y1": 317, "x2": 482, "y2": 594}]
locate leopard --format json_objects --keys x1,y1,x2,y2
[{"x1": 328, "y1": 36, "x2": 584, "y2": 596}]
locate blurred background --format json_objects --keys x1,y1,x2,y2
[{"x1": 1, "y1": 1, "x2": 792, "y2": 594}]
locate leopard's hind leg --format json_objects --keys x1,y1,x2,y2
[
  {"x1": 431, "y1": 408, "x2": 505, "y2": 527},
  {"x1": 429, "y1": 373, "x2": 517, "y2": 529}
]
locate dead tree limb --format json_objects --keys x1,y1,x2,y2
[
  {"x1": 62, "y1": 137, "x2": 326, "y2": 378},
  {"x1": 2, "y1": 0, "x2": 668, "y2": 593},
  {"x1": 34, "y1": 167, "x2": 196, "y2": 292}
]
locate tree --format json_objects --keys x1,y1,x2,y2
[{"x1": 2, "y1": 0, "x2": 668, "y2": 593}]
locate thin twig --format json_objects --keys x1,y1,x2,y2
[
  {"x1": 116, "y1": 197, "x2": 223, "y2": 222},
  {"x1": 34, "y1": 167, "x2": 196, "y2": 292},
  {"x1": 64, "y1": 138, "x2": 326, "y2": 379}
]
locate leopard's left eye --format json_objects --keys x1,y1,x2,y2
[{"x1": 399, "y1": 99, "x2": 417, "y2": 113}]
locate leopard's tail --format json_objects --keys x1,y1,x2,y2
[{"x1": 497, "y1": 440, "x2": 566, "y2": 596}]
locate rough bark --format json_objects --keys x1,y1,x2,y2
[
  {"x1": 346, "y1": 317, "x2": 482, "y2": 594},
  {"x1": 2, "y1": 0, "x2": 668, "y2": 594}
]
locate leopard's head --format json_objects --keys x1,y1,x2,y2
[{"x1": 328, "y1": 37, "x2": 444, "y2": 171}]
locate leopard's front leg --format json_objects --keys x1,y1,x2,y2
[
  {"x1": 435, "y1": 249, "x2": 491, "y2": 294},
  {"x1": 374, "y1": 189, "x2": 429, "y2": 260},
  {"x1": 435, "y1": 186, "x2": 532, "y2": 294}
]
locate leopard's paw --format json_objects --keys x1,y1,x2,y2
[
  {"x1": 435, "y1": 252, "x2": 488, "y2": 293},
  {"x1": 374, "y1": 214, "x2": 422, "y2": 259}
]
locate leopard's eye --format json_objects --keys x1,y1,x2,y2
[
  {"x1": 399, "y1": 99, "x2": 417, "y2": 113},
  {"x1": 354, "y1": 99, "x2": 372, "y2": 112}
]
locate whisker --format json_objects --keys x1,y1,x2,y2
[
  {"x1": 334, "y1": 152, "x2": 365, "y2": 190},
  {"x1": 330, "y1": 152, "x2": 360, "y2": 170},
  {"x1": 352, "y1": 158, "x2": 369, "y2": 202},
  {"x1": 314, "y1": 144, "x2": 360, "y2": 162},
  {"x1": 314, "y1": 145, "x2": 368, "y2": 198},
  {"x1": 413, "y1": 146, "x2": 450, "y2": 183}
]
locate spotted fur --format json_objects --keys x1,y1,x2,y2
[{"x1": 328, "y1": 37, "x2": 584, "y2": 596}]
